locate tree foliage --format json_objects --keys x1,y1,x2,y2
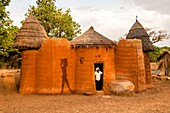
[
  {"x1": 0, "y1": 0, "x2": 12, "y2": 27},
  {"x1": 0, "y1": 0, "x2": 21, "y2": 68},
  {"x1": 149, "y1": 46, "x2": 170, "y2": 62},
  {"x1": 29, "y1": 0, "x2": 81, "y2": 40},
  {"x1": 0, "y1": 0, "x2": 19, "y2": 56},
  {"x1": 0, "y1": 26, "x2": 19, "y2": 54}
]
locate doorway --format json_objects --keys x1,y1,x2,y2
[{"x1": 94, "y1": 63, "x2": 103, "y2": 90}]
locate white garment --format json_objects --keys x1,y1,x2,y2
[{"x1": 95, "y1": 71, "x2": 103, "y2": 81}]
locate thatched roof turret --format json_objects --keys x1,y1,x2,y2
[
  {"x1": 13, "y1": 13, "x2": 48, "y2": 50},
  {"x1": 70, "y1": 26, "x2": 116, "y2": 48},
  {"x1": 126, "y1": 19, "x2": 154, "y2": 52}
]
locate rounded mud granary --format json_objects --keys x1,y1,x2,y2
[
  {"x1": 13, "y1": 13, "x2": 48, "y2": 94},
  {"x1": 70, "y1": 26, "x2": 117, "y2": 94},
  {"x1": 126, "y1": 19, "x2": 154, "y2": 89}
]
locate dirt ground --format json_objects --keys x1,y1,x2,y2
[{"x1": 0, "y1": 71, "x2": 170, "y2": 113}]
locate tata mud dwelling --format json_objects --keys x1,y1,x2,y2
[{"x1": 14, "y1": 14, "x2": 154, "y2": 94}]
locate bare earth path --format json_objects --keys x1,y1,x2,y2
[{"x1": 1, "y1": 79, "x2": 170, "y2": 113}]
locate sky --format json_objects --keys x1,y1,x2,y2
[{"x1": 7, "y1": 0, "x2": 170, "y2": 47}]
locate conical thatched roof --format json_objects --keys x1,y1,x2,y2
[
  {"x1": 70, "y1": 26, "x2": 116, "y2": 48},
  {"x1": 126, "y1": 19, "x2": 154, "y2": 52},
  {"x1": 13, "y1": 13, "x2": 48, "y2": 50}
]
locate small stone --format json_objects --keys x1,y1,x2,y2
[{"x1": 83, "y1": 92, "x2": 92, "y2": 96}]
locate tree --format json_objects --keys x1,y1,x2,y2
[
  {"x1": 149, "y1": 46, "x2": 170, "y2": 62},
  {"x1": 29, "y1": 0, "x2": 81, "y2": 40},
  {"x1": 0, "y1": 0, "x2": 19, "y2": 55},
  {"x1": 145, "y1": 28, "x2": 170, "y2": 44},
  {"x1": 0, "y1": 26, "x2": 19, "y2": 51},
  {"x1": 0, "y1": 0, "x2": 21, "y2": 68},
  {"x1": 149, "y1": 46, "x2": 160, "y2": 62},
  {"x1": 0, "y1": 0, "x2": 12, "y2": 28}
]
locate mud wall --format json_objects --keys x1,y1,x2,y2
[
  {"x1": 36, "y1": 38, "x2": 76, "y2": 94},
  {"x1": 144, "y1": 53, "x2": 153, "y2": 88},
  {"x1": 115, "y1": 39, "x2": 146, "y2": 91},
  {"x1": 75, "y1": 47, "x2": 115, "y2": 94},
  {"x1": 20, "y1": 38, "x2": 76, "y2": 94},
  {"x1": 20, "y1": 50, "x2": 37, "y2": 94}
]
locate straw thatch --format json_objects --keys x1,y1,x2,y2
[
  {"x1": 70, "y1": 26, "x2": 116, "y2": 48},
  {"x1": 126, "y1": 20, "x2": 154, "y2": 52},
  {"x1": 158, "y1": 51, "x2": 170, "y2": 61},
  {"x1": 13, "y1": 13, "x2": 48, "y2": 50}
]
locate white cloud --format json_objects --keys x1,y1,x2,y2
[
  {"x1": 133, "y1": 0, "x2": 170, "y2": 15},
  {"x1": 70, "y1": 7, "x2": 127, "y2": 40}
]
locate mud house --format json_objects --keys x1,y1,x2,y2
[
  {"x1": 157, "y1": 51, "x2": 170, "y2": 76},
  {"x1": 13, "y1": 14, "x2": 154, "y2": 94},
  {"x1": 70, "y1": 26, "x2": 116, "y2": 94}
]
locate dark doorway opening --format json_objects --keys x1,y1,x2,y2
[{"x1": 94, "y1": 63, "x2": 103, "y2": 90}]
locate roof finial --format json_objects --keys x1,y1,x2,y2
[
  {"x1": 136, "y1": 15, "x2": 138, "y2": 21},
  {"x1": 90, "y1": 26, "x2": 94, "y2": 29}
]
